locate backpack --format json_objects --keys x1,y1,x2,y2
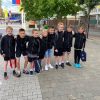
[
  {"x1": 80, "y1": 49, "x2": 87, "y2": 62},
  {"x1": 34, "y1": 60, "x2": 41, "y2": 73}
]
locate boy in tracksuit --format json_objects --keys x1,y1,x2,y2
[
  {"x1": 63, "y1": 25, "x2": 74, "y2": 66},
  {"x1": 39, "y1": 29, "x2": 48, "y2": 71},
  {"x1": 16, "y1": 28, "x2": 29, "y2": 77},
  {"x1": 1, "y1": 26, "x2": 16, "y2": 79},
  {"x1": 74, "y1": 26, "x2": 86, "y2": 68},
  {"x1": 27, "y1": 29, "x2": 40, "y2": 75},
  {"x1": 54, "y1": 22, "x2": 65, "y2": 69},
  {"x1": 44, "y1": 26, "x2": 55, "y2": 70}
]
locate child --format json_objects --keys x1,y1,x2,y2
[
  {"x1": 44, "y1": 26, "x2": 55, "y2": 70},
  {"x1": 54, "y1": 22, "x2": 65, "y2": 69},
  {"x1": 1, "y1": 26, "x2": 16, "y2": 79},
  {"x1": 27, "y1": 29, "x2": 40, "y2": 75},
  {"x1": 63, "y1": 25, "x2": 74, "y2": 66},
  {"x1": 74, "y1": 26, "x2": 86, "y2": 68},
  {"x1": 39, "y1": 29, "x2": 48, "y2": 71},
  {"x1": 16, "y1": 28, "x2": 29, "y2": 77}
]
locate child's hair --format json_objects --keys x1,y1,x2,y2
[
  {"x1": 42, "y1": 29, "x2": 48, "y2": 32},
  {"x1": 42, "y1": 29, "x2": 48, "y2": 36},
  {"x1": 67, "y1": 24, "x2": 73, "y2": 29},
  {"x1": 78, "y1": 25, "x2": 85, "y2": 30},
  {"x1": 6, "y1": 26, "x2": 13, "y2": 31},
  {"x1": 19, "y1": 28, "x2": 25, "y2": 32},
  {"x1": 32, "y1": 29, "x2": 38, "y2": 33},
  {"x1": 57, "y1": 22, "x2": 64, "y2": 26}
]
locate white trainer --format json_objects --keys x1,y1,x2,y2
[
  {"x1": 48, "y1": 64, "x2": 54, "y2": 69},
  {"x1": 45, "y1": 65, "x2": 49, "y2": 71}
]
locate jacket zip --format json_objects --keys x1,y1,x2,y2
[{"x1": 8, "y1": 37, "x2": 11, "y2": 58}]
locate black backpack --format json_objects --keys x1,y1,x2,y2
[{"x1": 34, "y1": 60, "x2": 41, "y2": 73}]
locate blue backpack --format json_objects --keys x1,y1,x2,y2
[{"x1": 81, "y1": 49, "x2": 87, "y2": 62}]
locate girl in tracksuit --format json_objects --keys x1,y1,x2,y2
[
  {"x1": 74, "y1": 26, "x2": 86, "y2": 68},
  {"x1": 1, "y1": 26, "x2": 16, "y2": 79}
]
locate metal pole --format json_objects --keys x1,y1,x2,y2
[
  {"x1": 21, "y1": 10, "x2": 24, "y2": 28},
  {"x1": 23, "y1": 12, "x2": 26, "y2": 29}
]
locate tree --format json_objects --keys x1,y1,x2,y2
[
  {"x1": 21, "y1": 0, "x2": 82, "y2": 29},
  {"x1": 0, "y1": 0, "x2": 3, "y2": 17},
  {"x1": 21, "y1": 0, "x2": 81, "y2": 20},
  {"x1": 78, "y1": 0, "x2": 100, "y2": 38},
  {"x1": 52, "y1": 0, "x2": 80, "y2": 19}
]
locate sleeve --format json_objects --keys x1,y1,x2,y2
[
  {"x1": 37, "y1": 38, "x2": 41, "y2": 54},
  {"x1": 26, "y1": 36, "x2": 31, "y2": 48},
  {"x1": 0, "y1": 37, "x2": 5, "y2": 54},
  {"x1": 14, "y1": 37, "x2": 16, "y2": 53},
  {"x1": 83, "y1": 34, "x2": 86, "y2": 49},
  {"x1": 26, "y1": 35, "x2": 30, "y2": 42},
  {"x1": 15, "y1": 36, "x2": 18, "y2": 46},
  {"x1": 53, "y1": 33, "x2": 58, "y2": 49},
  {"x1": 13, "y1": 37, "x2": 16, "y2": 50},
  {"x1": 15, "y1": 36, "x2": 20, "y2": 52},
  {"x1": 52, "y1": 34, "x2": 56, "y2": 46}
]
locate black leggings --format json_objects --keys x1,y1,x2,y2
[{"x1": 74, "y1": 50, "x2": 81, "y2": 64}]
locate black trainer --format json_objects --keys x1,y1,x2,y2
[
  {"x1": 13, "y1": 70, "x2": 16, "y2": 76},
  {"x1": 66, "y1": 62, "x2": 72, "y2": 66},
  {"x1": 55, "y1": 65, "x2": 59, "y2": 69},
  {"x1": 4, "y1": 72, "x2": 8, "y2": 80},
  {"x1": 61, "y1": 63, "x2": 65, "y2": 69},
  {"x1": 30, "y1": 71, "x2": 33, "y2": 75},
  {"x1": 23, "y1": 70, "x2": 29, "y2": 74},
  {"x1": 16, "y1": 72, "x2": 21, "y2": 78}
]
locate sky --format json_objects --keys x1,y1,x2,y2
[{"x1": 2, "y1": 0, "x2": 19, "y2": 12}]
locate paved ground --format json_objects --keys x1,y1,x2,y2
[
  {"x1": 38, "y1": 38, "x2": 100, "y2": 100},
  {"x1": 0, "y1": 25, "x2": 100, "y2": 100},
  {"x1": 0, "y1": 57, "x2": 42, "y2": 100}
]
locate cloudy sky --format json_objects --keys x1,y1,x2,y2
[{"x1": 2, "y1": 0, "x2": 19, "y2": 12}]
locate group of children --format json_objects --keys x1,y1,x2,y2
[{"x1": 0, "y1": 22, "x2": 86, "y2": 79}]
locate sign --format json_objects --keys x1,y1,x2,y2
[{"x1": 12, "y1": 0, "x2": 21, "y2": 5}]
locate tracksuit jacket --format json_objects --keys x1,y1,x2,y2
[
  {"x1": 27, "y1": 37, "x2": 40, "y2": 57},
  {"x1": 16, "y1": 35, "x2": 29, "y2": 52},
  {"x1": 1, "y1": 35, "x2": 15, "y2": 57},
  {"x1": 54, "y1": 31, "x2": 64, "y2": 50},
  {"x1": 39, "y1": 36, "x2": 48, "y2": 59},
  {"x1": 63, "y1": 31, "x2": 73, "y2": 48},
  {"x1": 47, "y1": 33, "x2": 55, "y2": 49},
  {"x1": 74, "y1": 33, "x2": 86, "y2": 49}
]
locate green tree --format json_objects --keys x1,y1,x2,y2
[
  {"x1": 22, "y1": 0, "x2": 81, "y2": 20},
  {"x1": 0, "y1": 0, "x2": 3, "y2": 17},
  {"x1": 78, "y1": 0, "x2": 100, "y2": 38}
]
